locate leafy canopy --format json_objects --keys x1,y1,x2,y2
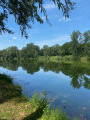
[{"x1": 0, "y1": 0, "x2": 75, "y2": 38}]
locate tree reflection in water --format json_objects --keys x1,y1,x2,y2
[{"x1": 0, "y1": 59, "x2": 90, "y2": 90}]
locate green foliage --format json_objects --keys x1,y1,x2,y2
[
  {"x1": 30, "y1": 93, "x2": 48, "y2": 110},
  {"x1": 21, "y1": 43, "x2": 40, "y2": 59},
  {"x1": 40, "y1": 107, "x2": 69, "y2": 120},
  {"x1": 0, "y1": 73, "x2": 12, "y2": 84},
  {"x1": 0, "y1": 30, "x2": 90, "y2": 60},
  {"x1": 43, "y1": 45, "x2": 50, "y2": 56},
  {"x1": 70, "y1": 31, "x2": 81, "y2": 55},
  {"x1": 0, "y1": 74, "x2": 21, "y2": 103},
  {"x1": 0, "y1": 0, "x2": 75, "y2": 38},
  {"x1": 60, "y1": 42, "x2": 72, "y2": 56},
  {"x1": 84, "y1": 42, "x2": 90, "y2": 57},
  {"x1": 83, "y1": 30, "x2": 90, "y2": 43},
  {"x1": 0, "y1": 46, "x2": 19, "y2": 61}
]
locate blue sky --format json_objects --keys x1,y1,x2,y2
[{"x1": 0, "y1": 0, "x2": 90, "y2": 50}]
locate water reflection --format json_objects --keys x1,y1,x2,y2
[
  {"x1": 0, "y1": 60, "x2": 19, "y2": 71},
  {"x1": 0, "y1": 59, "x2": 90, "y2": 119},
  {"x1": 0, "y1": 59, "x2": 90, "y2": 90}
]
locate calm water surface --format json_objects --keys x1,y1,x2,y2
[{"x1": 0, "y1": 60, "x2": 90, "y2": 119}]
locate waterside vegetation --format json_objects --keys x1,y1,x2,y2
[
  {"x1": 0, "y1": 30, "x2": 90, "y2": 62},
  {"x1": 0, "y1": 74, "x2": 81, "y2": 120}
]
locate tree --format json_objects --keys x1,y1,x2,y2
[
  {"x1": 71, "y1": 31, "x2": 81, "y2": 56},
  {"x1": 0, "y1": 0, "x2": 75, "y2": 38},
  {"x1": 60, "y1": 42, "x2": 71, "y2": 56},
  {"x1": 51, "y1": 44, "x2": 60, "y2": 56},
  {"x1": 21, "y1": 43, "x2": 40, "y2": 58},
  {"x1": 84, "y1": 42, "x2": 90, "y2": 57},
  {"x1": 83, "y1": 30, "x2": 90, "y2": 43},
  {"x1": 5, "y1": 46, "x2": 19, "y2": 60},
  {"x1": 43, "y1": 45, "x2": 49, "y2": 56},
  {"x1": 0, "y1": 46, "x2": 19, "y2": 60}
]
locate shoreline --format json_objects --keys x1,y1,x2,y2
[{"x1": 0, "y1": 74, "x2": 80, "y2": 120}]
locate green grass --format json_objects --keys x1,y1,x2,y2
[
  {"x1": 39, "y1": 107, "x2": 69, "y2": 120},
  {"x1": 49, "y1": 56, "x2": 73, "y2": 63},
  {"x1": 0, "y1": 74, "x2": 81, "y2": 120},
  {"x1": 38, "y1": 56, "x2": 90, "y2": 68}
]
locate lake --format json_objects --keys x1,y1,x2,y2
[{"x1": 0, "y1": 60, "x2": 90, "y2": 119}]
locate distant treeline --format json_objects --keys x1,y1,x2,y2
[{"x1": 0, "y1": 30, "x2": 90, "y2": 60}]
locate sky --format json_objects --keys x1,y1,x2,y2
[{"x1": 0, "y1": 0, "x2": 90, "y2": 50}]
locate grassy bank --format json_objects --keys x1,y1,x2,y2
[
  {"x1": 0, "y1": 74, "x2": 80, "y2": 120},
  {"x1": 38, "y1": 56, "x2": 90, "y2": 67}
]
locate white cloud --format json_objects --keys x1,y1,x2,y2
[
  {"x1": 58, "y1": 17, "x2": 71, "y2": 22},
  {"x1": 13, "y1": 36, "x2": 17, "y2": 40},
  {"x1": 41, "y1": 15, "x2": 59, "y2": 21},
  {"x1": 44, "y1": 3, "x2": 56, "y2": 10},
  {"x1": 35, "y1": 34, "x2": 70, "y2": 48}
]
